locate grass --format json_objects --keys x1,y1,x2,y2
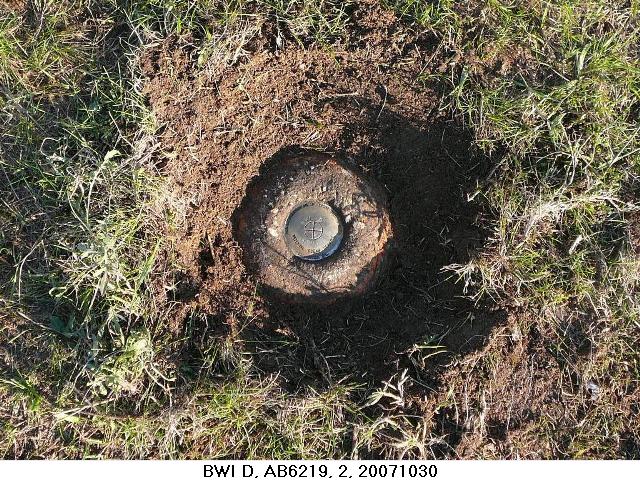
[
  {"x1": 1, "y1": 0, "x2": 640, "y2": 459},
  {"x1": 429, "y1": 0, "x2": 640, "y2": 458}
]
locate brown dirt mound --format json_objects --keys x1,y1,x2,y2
[{"x1": 142, "y1": 1, "x2": 503, "y2": 386}]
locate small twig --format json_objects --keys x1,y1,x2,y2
[
  {"x1": 376, "y1": 85, "x2": 388, "y2": 122},
  {"x1": 207, "y1": 231, "x2": 215, "y2": 260}
]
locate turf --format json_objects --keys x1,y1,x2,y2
[{"x1": 1, "y1": 0, "x2": 639, "y2": 459}]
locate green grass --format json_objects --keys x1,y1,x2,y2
[
  {"x1": 0, "y1": 0, "x2": 384, "y2": 459},
  {"x1": 2, "y1": 0, "x2": 640, "y2": 459},
  {"x1": 431, "y1": 0, "x2": 640, "y2": 458}
]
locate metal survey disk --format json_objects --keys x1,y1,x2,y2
[{"x1": 284, "y1": 201, "x2": 344, "y2": 261}]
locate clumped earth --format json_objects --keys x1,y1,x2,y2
[
  {"x1": 2, "y1": 0, "x2": 640, "y2": 459},
  {"x1": 142, "y1": 2, "x2": 501, "y2": 387}
]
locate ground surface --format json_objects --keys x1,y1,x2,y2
[{"x1": 1, "y1": 0, "x2": 640, "y2": 459}]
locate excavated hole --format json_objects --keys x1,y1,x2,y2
[
  {"x1": 141, "y1": 3, "x2": 507, "y2": 393},
  {"x1": 233, "y1": 152, "x2": 393, "y2": 304}
]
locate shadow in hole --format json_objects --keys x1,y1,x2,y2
[
  {"x1": 232, "y1": 149, "x2": 392, "y2": 302},
  {"x1": 233, "y1": 101, "x2": 506, "y2": 394}
]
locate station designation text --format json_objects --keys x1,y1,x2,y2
[{"x1": 204, "y1": 463, "x2": 438, "y2": 479}]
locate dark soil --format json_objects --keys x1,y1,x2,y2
[
  {"x1": 142, "y1": 0, "x2": 504, "y2": 405},
  {"x1": 233, "y1": 152, "x2": 393, "y2": 303}
]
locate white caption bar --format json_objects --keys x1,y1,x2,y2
[{"x1": 0, "y1": 460, "x2": 637, "y2": 480}]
